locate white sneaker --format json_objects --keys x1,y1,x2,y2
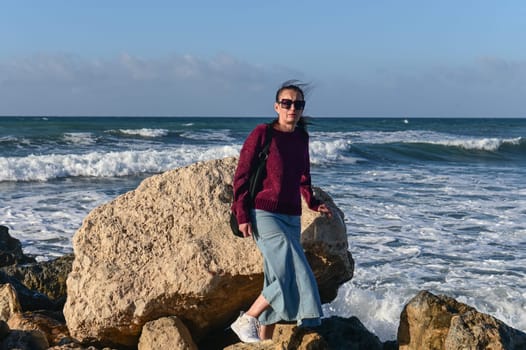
[{"x1": 230, "y1": 311, "x2": 260, "y2": 343}]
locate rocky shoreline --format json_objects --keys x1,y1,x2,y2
[{"x1": 1, "y1": 157, "x2": 525, "y2": 349}]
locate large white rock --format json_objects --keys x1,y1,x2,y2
[{"x1": 64, "y1": 157, "x2": 353, "y2": 348}]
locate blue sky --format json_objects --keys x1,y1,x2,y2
[{"x1": 1, "y1": 1, "x2": 525, "y2": 117}]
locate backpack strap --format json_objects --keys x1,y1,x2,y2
[
  {"x1": 258, "y1": 123, "x2": 273, "y2": 160},
  {"x1": 248, "y1": 123, "x2": 273, "y2": 200}
]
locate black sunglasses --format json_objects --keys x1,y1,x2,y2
[{"x1": 278, "y1": 99, "x2": 306, "y2": 110}]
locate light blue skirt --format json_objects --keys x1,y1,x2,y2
[{"x1": 252, "y1": 209, "x2": 323, "y2": 327}]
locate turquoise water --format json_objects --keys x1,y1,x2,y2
[{"x1": 1, "y1": 116, "x2": 525, "y2": 340}]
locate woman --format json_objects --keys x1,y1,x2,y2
[{"x1": 230, "y1": 81, "x2": 332, "y2": 343}]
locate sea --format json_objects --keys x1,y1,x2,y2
[{"x1": 1, "y1": 116, "x2": 525, "y2": 341}]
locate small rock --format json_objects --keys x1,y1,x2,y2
[
  {"x1": 0, "y1": 329, "x2": 49, "y2": 350},
  {"x1": 8, "y1": 311, "x2": 70, "y2": 346},
  {"x1": 138, "y1": 316, "x2": 198, "y2": 350},
  {"x1": 0, "y1": 283, "x2": 21, "y2": 322},
  {"x1": 0, "y1": 225, "x2": 36, "y2": 267}
]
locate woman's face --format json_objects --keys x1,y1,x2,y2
[{"x1": 274, "y1": 89, "x2": 304, "y2": 128}]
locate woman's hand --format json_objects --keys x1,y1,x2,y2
[
  {"x1": 317, "y1": 203, "x2": 333, "y2": 218},
  {"x1": 238, "y1": 222, "x2": 253, "y2": 238}
]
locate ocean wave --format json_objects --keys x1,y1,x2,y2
[
  {"x1": 429, "y1": 137, "x2": 523, "y2": 151},
  {"x1": 312, "y1": 130, "x2": 442, "y2": 145},
  {"x1": 0, "y1": 136, "x2": 32, "y2": 148},
  {"x1": 63, "y1": 132, "x2": 97, "y2": 145},
  {"x1": 314, "y1": 130, "x2": 524, "y2": 151},
  {"x1": 0, "y1": 137, "x2": 358, "y2": 181},
  {"x1": 0, "y1": 136, "x2": 19, "y2": 143},
  {"x1": 0, "y1": 146, "x2": 239, "y2": 182},
  {"x1": 325, "y1": 284, "x2": 405, "y2": 341},
  {"x1": 179, "y1": 130, "x2": 236, "y2": 142},
  {"x1": 313, "y1": 130, "x2": 524, "y2": 162},
  {"x1": 310, "y1": 139, "x2": 360, "y2": 164},
  {"x1": 108, "y1": 128, "x2": 170, "y2": 138}
]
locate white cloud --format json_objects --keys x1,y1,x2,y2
[
  {"x1": 1, "y1": 53, "x2": 525, "y2": 117},
  {"x1": 312, "y1": 57, "x2": 526, "y2": 117},
  {"x1": 0, "y1": 52, "x2": 302, "y2": 116},
  {"x1": 430, "y1": 57, "x2": 526, "y2": 88}
]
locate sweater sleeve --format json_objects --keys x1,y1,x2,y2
[
  {"x1": 231, "y1": 124, "x2": 266, "y2": 224},
  {"x1": 300, "y1": 134, "x2": 322, "y2": 212}
]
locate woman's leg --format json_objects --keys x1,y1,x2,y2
[
  {"x1": 246, "y1": 294, "x2": 270, "y2": 317},
  {"x1": 245, "y1": 294, "x2": 275, "y2": 340},
  {"x1": 259, "y1": 324, "x2": 276, "y2": 340},
  {"x1": 255, "y1": 215, "x2": 319, "y2": 324}
]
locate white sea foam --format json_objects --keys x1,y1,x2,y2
[
  {"x1": 0, "y1": 183, "x2": 113, "y2": 260},
  {"x1": 313, "y1": 130, "x2": 522, "y2": 152},
  {"x1": 63, "y1": 132, "x2": 97, "y2": 145},
  {"x1": 0, "y1": 136, "x2": 19, "y2": 143},
  {"x1": 114, "y1": 128, "x2": 169, "y2": 137},
  {"x1": 322, "y1": 164, "x2": 526, "y2": 340},
  {"x1": 324, "y1": 284, "x2": 407, "y2": 341},
  {"x1": 0, "y1": 140, "x2": 356, "y2": 182},
  {"x1": 309, "y1": 139, "x2": 360, "y2": 164},
  {"x1": 180, "y1": 129, "x2": 236, "y2": 142},
  {"x1": 0, "y1": 145, "x2": 240, "y2": 182},
  {"x1": 431, "y1": 137, "x2": 522, "y2": 151}
]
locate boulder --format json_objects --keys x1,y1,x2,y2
[
  {"x1": 64, "y1": 157, "x2": 353, "y2": 348},
  {"x1": 445, "y1": 310, "x2": 526, "y2": 349},
  {"x1": 7, "y1": 311, "x2": 70, "y2": 347},
  {"x1": 301, "y1": 188, "x2": 354, "y2": 302},
  {"x1": 138, "y1": 316, "x2": 197, "y2": 350},
  {"x1": 398, "y1": 290, "x2": 526, "y2": 350},
  {"x1": 0, "y1": 225, "x2": 36, "y2": 267}
]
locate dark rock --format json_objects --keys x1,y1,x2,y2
[
  {"x1": 0, "y1": 225, "x2": 36, "y2": 267},
  {"x1": 0, "y1": 320, "x2": 9, "y2": 340},
  {"x1": 306, "y1": 249, "x2": 355, "y2": 303},
  {"x1": 0, "y1": 271, "x2": 57, "y2": 311},
  {"x1": 316, "y1": 316, "x2": 387, "y2": 350},
  {"x1": 0, "y1": 329, "x2": 49, "y2": 350},
  {"x1": 1, "y1": 254, "x2": 74, "y2": 302},
  {"x1": 220, "y1": 316, "x2": 395, "y2": 350},
  {"x1": 382, "y1": 340, "x2": 399, "y2": 350}
]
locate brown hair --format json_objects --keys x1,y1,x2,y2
[
  {"x1": 275, "y1": 80, "x2": 306, "y2": 102},
  {"x1": 274, "y1": 80, "x2": 311, "y2": 131}
]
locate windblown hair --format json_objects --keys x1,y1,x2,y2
[{"x1": 274, "y1": 80, "x2": 312, "y2": 131}]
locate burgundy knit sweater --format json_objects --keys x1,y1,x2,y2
[{"x1": 232, "y1": 123, "x2": 321, "y2": 225}]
